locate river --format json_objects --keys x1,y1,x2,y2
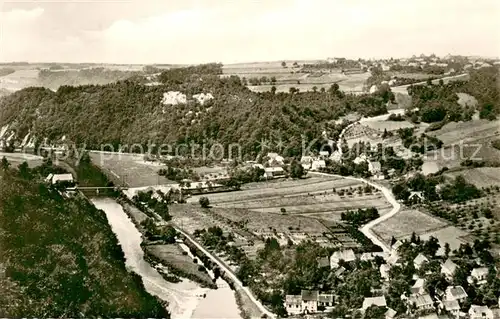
[{"x1": 91, "y1": 198, "x2": 240, "y2": 319}]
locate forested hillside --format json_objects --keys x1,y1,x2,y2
[
  {"x1": 0, "y1": 64, "x2": 392, "y2": 157},
  {"x1": 0, "y1": 159, "x2": 169, "y2": 317}
]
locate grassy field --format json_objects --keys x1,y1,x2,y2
[
  {"x1": 187, "y1": 175, "x2": 367, "y2": 204},
  {"x1": 90, "y1": 152, "x2": 173, "y2": 187},
  {"x1": 222, "y1": 61, "x2": 370, "y2": 94},
  {"x1": 444, "y1": 167, "x2": 500, "y2": 188},
  {"x1": 404, "y1": 226, "x2": 471, "y2": 255},
  {"x1": 176, "y1": 176, "x2": 392, "y2": 252},
  {"x1": 372, "y1": 209, "x2": 448, "y2": 243},
  {"x1": 425, "y1": 119, "x2": 500, "y2": 169},
  {"x1": 0, "y1": 151, "x2": 43, "y2": 168}
]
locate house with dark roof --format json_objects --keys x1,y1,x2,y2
[{"x1": 301, "y1": 290, "x2": 319, "y2": 313}]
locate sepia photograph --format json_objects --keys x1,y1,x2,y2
[{"x1": 0, "y1": 0, "x2": 499, "y2": 318}]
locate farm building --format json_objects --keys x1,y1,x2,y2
[
  {"x1": 330, "y1": 249, "x2": 356, "y2": 268},
  {"x1": 284, "y1": 290, "x2": 334, "y2": 315},
  {"x1": 408, "y1": 294, "x2": 434, "y2": 311}
]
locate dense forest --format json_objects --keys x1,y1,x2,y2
[
  {"x1": 0, "y1": 64, "x2": 392, "y2": 158},
  {"x1": 0, "y1": 158, "x2": 169, "y2": 317}
]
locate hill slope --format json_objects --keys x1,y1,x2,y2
[
  {"x1": 0, "y1": 164, "x2": 169, "y2": 317},
  {"x1": 0, "y1": 64, "x2": 392, "y2": 157}
]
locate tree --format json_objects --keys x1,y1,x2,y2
[
  {"x1": 444, "y1": 242, "x2": 451, "y2": 258},
  {"x1": 199, "y1": 196, "x2": 210, "y2": 208},
  {"x1": 290, "y1": 160, "x2": 305, "y2": 178},
  {"x1": 1, "y1": 156, "x2": 10, "y2": 171},
  {"x1": 281, "y1": 61, "x2": 286, "y2": 68},
  {"x1": 18, "y1": 161, "x2": 31, "y2": 179}
]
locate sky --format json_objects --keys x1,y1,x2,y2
[{"x1": 0, "y1": 0, "x2": 499, "y2": 64}]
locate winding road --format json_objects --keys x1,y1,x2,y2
[{"x1": 330, "y1": 114, "x2": 403, "y2": 252}]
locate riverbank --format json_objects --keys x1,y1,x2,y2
[{"x1": 92, "y1": 197, "x2": 241, "y2": 319}]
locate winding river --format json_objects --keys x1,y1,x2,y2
[{"x1": 91, "y1": 198, "x2": 240, "y2": 319}]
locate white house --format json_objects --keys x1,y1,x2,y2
[
  {"x1": 368, "y1": 161, "x2": 382, "y2": 176},
  {"x1": 469, "y1": 267, "x2": 488, "y2": 284},
  {"x1": 391, "y1": 240, "x2": 403, "y2": 254},
  {"x1": 441, "y1": 259, "x2": 458, "y2": 280},
  {"x1": 263, "y1": 167, "x2": 285, "y2": 179},
  {"x1": 469, "y1": 305, "x2": 493, "y2": 319},
  {"x1": 441, "y1": 299, "x2": 460, "y2": 317},
  {"x1": 311, "y1": 160, "x2": 326, "y2": 171},
  {"x1": 46, "y1": 173, "x2": 74, "y2": 185},
  {"x1": 354, "y1": 154, "x2": 368, "y2": 165},
  {"x1": 319, "y1": 151, "x2": 330, "y2": 158},
  {"x1": 360, "y1": 252, "x2": 386, "y2": 261},
  {"x1": 445, "y1": 286, "x2": 468, "y2": 303},
  {"x1": 318, "y1": 294, "x2": 334, "y2": 308},
  {"x1": 411, "y1": 278, "x2": 426, "y2": 295},
  {"x1": 414, "y1": 253, "x2": 429, "y2": 270},
  {"x1": 380, "y1": 264, "x2": 391, "y2": 281},
  {"x1": 408, "y1": 191, "x2": 424, "y2": 204},
  {"x1": 330, "y1": 151, "x2": 342, "y2": 163},
  {"x1": 330, "y1": 249, "x2": 356, "y2": 268},
  {"x1": 362, "y1": 296, "x2": 387, "y2": 310},
  {"x1": 267, "y1": 152, "x2": 285, "y2": 166},
  {"x1": 285, "y1": 295, "x2": 302, "y2": 315},
  {"x1": 301, "y1": 290, "x2": 318, "y2": 313}
]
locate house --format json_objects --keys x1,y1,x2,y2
[
  {"x1": 311, "y1": 160, "x2": 326, "y2": 171},
  {"x1": 385, "y1": 308, "x2": 397, "y2": 319},
  {"x1": 468, "y1": 267, "x2": 488, "y2": 284},
  {"x1": 45, "y1": 173, "x2": 75, "y2": 185},
  {"x1": 362, "y1": 296, "x2": 387, "y2": 310},
  {"x1": 414, "y1": 253, "x2": 429, "y2": 270},
  {"x1": 360, "y1": 252, "x2": 386, "y2": 261},
  {"x1": 354, "y1": 155, "x2": 368, "y2": 165},
  {"x1": 411, "y1": 278, "x2": 426, "y2": 295},
  {"x1": 330, "y1": 151, "x2": 342, "y2": 163},
  {"x1": 391, "y1": 240, "x2": 403, "y2": 254},
  {"x1": 409, "y1": 294, "x2": 434, "y2": 311},
  {"x1": 441, "y1": 259, "x2": 458, "y2": 280},
  {"x1": 318, "y1": 294, "x2": 334, "y2": 308},
  {"x1": 441, "y1": 299, "x2": 460, "y2": 317},
  {"x1": 386, "y1": 252, "x2": 402, "y2": 266},
  {"x1": 408, "y1": 191, "x2": 424, "y2": 204},
  {"x1": 301, "y1": 290, "x2": 318, "y2": 313},
  {"x1": 445, "y1": 286, "x2": 467, "y2": 303},
  {"x1": 380, "y1": 264, "x2": 391, "y2": 281},
  {"x1": 469, "y1": 305, "x2": 493, "y2": 319},
  {"x1": 368, "y1": 161, "x2": 381, "y2": 175},
  {"x1": 330, "y1": 249, "x2": 356, "y2": 268},
  {"x1": 267, "y1": 152, "x2": 284, "y2": 166},
  {"x1": 263, "y1": 167, "x2": 285, "y2": 179},
  {"x1": 285, "y1": 295, "x2": 302, "y2": 315},
  {"x1": 319, "y1": 151, "x2": 330, "y2": 158},
  {"x1": 300, "y1": 156, "x2": 314, "y2": 170},
  {"x1": 334, "y1": 266, "x2": 346, "y2": 277}
]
